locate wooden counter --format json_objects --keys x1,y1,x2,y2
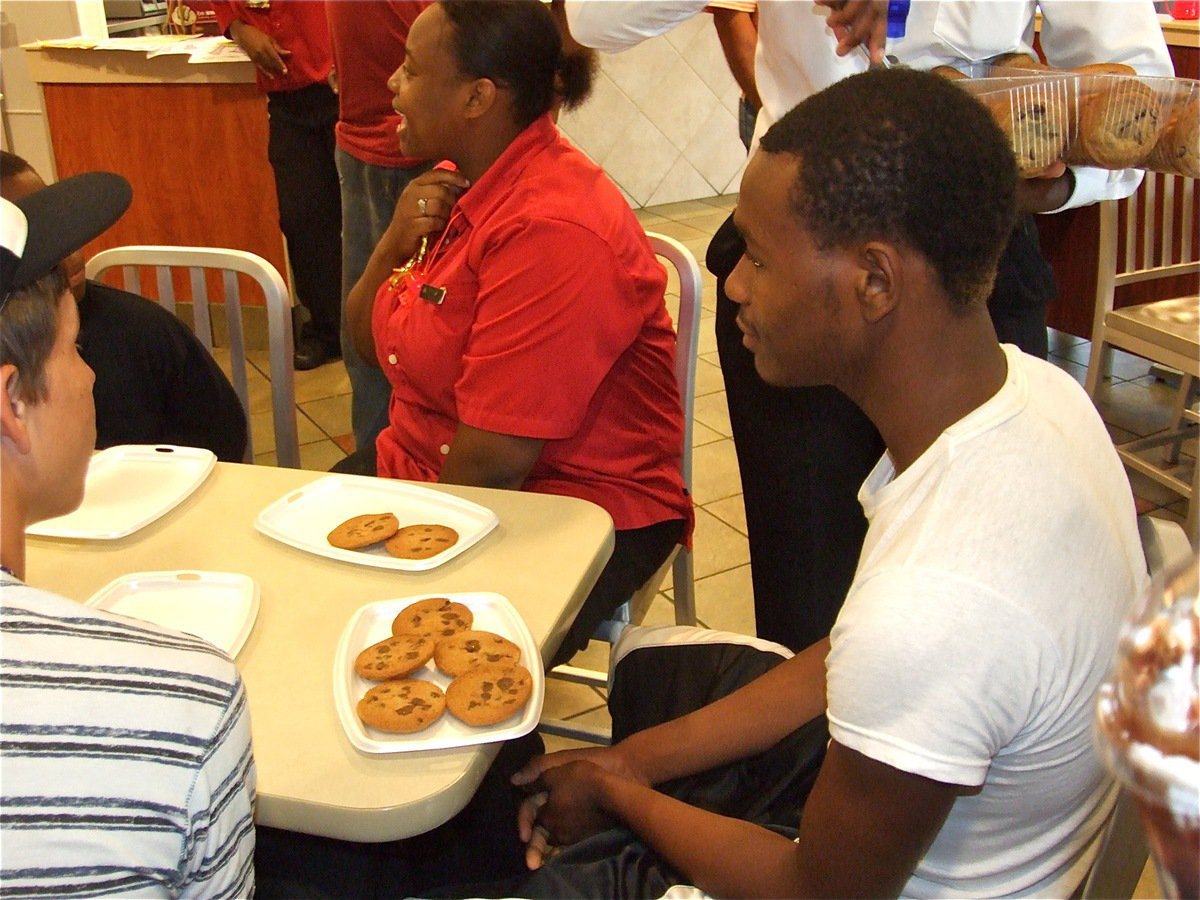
[{"x1": 24, "y1": 45, "x2": 287, "y2": 302}]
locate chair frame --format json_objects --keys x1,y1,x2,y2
[
  {"x1": 1083, "y1": 174, "x2": 1199, "y2": 541},
  {"x1": 85, "y1": 245, "x2": 300, "y2": 468},
  {"x1": 539, "y1": 232, "x2": 703, "y2": 744}
]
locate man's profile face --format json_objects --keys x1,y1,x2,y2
[
  {"x1": 1, "y1": 169, "x2": 87, "y2": 302},
  {"x1": 22, "y1": 291, "x2": 96, "y2": 523},
  {"x1": 726, "y1": 151, "x2": 855, "y2": 389}
]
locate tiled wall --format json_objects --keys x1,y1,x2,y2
[{"x1": 557, "y1": 12, "x2": 749, "y2": 208}]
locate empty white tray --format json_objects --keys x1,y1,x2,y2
[
  {"x1": 86, "y1": 570, "x2": 259, "y2": 658},
  {"x1": 254, "y1": 474, "x2": 499, "y2": 572},
  {"x1": 27, "y1": 445, "x2": 216, "y2": 540},
  {"x1": 333, "y1": 592, "x2": 543, "y2": 754}
]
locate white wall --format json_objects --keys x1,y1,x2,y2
[
  {"x1": 0, "y1": 5, "x2": 746, "y2": 207},
  {"x1": 1, "y1": 0, "x2": 106, "y2": 178},
  {"x1": 557, "y1": 12, "x2": 748, "y2": 206}
]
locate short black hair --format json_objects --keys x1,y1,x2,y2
[
  {"x1": 1, "y1": 150, "x2": 34, "y2": 182},
  {"x1": 439, "y1": 0, "x2": 596, "y2": 128},
  {"x1": 759, "y1": 68, "x2": 1018, "y2": 308}
]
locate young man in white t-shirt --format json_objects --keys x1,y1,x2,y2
[
  {"x1": 0, "y1": 176, "x2": 257, "y2": 897},
  {"x1": 499, "y1": 68, "x2": 1147, "y2": 899}
]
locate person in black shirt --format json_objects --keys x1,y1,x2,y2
[{"x1": 2, "y1": 152, "x2": 247, "y2": 462}]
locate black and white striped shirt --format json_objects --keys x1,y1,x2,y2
[{"x1": 0, "y1": 577, "x2": 256, "y2": 898}]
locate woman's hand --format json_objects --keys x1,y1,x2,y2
[
  {"x1": 345, "y1": 167, "x2": 470, "y2": 363},
  {"x1": 386, "y1": 168, "x2": 472, "y2": 262}
]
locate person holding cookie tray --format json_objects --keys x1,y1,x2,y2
[{"x1": 344, "y1": 0, "x2": 693, "y2": 668}]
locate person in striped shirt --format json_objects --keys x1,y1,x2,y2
[{"x1": 0, "y1": 175, "x2": 257, "y2": 898}]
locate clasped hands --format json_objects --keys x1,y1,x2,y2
[{"x1": 511, "y1": 744, "x2": 645, "y2": 871}]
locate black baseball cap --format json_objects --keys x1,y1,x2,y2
[{"x1": 1, "y1": 171, "x2": 132, "y2": 298}]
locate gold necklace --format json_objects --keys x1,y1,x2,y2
[{"x1": 388, "y1": 234, "x2": 429, "y2": 288}]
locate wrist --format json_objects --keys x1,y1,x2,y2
[{"x1": 611, "y1": 733, "x2": 657, "y2": 786}]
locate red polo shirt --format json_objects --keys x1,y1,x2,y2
[
  {"x1": 326, "y1": 0, "x2": 429, "y2": 167},
  {"x1": 210, "y1": 0, "x2": 331, "y2": 93},
  {"x1": 373, "y1": 114, "x2": 693, "y2": 537}
]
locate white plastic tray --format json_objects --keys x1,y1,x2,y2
[
  {"x1": 333, "y1": 592, "x2": 543, "y2": 754},
  {"x1": 254, "y1": 474, "x2": 499, "y2": 572},
  {"x1": 86, "y1": 570, "x2": 259, "y2": 658},
  {"x1": 27, "y1": 445, "x2": 216, "y2": 540}
]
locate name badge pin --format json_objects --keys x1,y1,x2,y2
[{"x1": 418, "y1": 283, "x2": 447, "y2": 305}]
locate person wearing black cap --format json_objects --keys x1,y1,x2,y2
[
  {"x1": 0, "y1": 175, "x2": 257, "y2": 896},
  {"x1": 1, "y1": 152, "x2": 248, "y2": 462}
]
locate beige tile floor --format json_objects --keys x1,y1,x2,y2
[{"x1": 235, "y1": 194, "x2": 1186, "y2": 896}]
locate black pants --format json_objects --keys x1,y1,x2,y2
[
  {"x1": 330, "y1": 443, "x2": 684, "y2": 667},
  {"x1": 448, "y1": 633, "x2": 830, "y2": 899},
  {"x1": 266, "y1": 82, "x2": 342, "y2": 349},
  {"x1": 254, "y1": 731, "x2": 544, "y2": 899},
  {"x1": 708, "y1": 212, "x2": 1054, "y2": 653},
  {"x1": 549, "y1": 517, "x2": 685, "y2": 668}
]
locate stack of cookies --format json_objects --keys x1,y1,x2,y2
[{"x1": 353, "y1": 597, "x2": 534, "y2": 734}]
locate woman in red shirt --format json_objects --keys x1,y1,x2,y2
[{"x1": 345, "y1": 0, "x2": 692, "y2": 666}]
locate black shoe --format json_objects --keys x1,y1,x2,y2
[{"x1": 293, "y1": 335, "x2": 339, "y2": 371}]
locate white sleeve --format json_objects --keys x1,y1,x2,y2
[
  {"x1": 564, "y1": 0, "x2": 710, "y2": 52},
  {"x1": 1037, "y1": 0, "x2": 1174, "y2": 211},
  {"x1": 826, "y1": 568, "x2": 1047, "y2": 787},
  {"x1": 179, "y1": 677, "x2": 257, "y2": 900}
]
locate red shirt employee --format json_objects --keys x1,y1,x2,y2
[
  {"x1": 209, "y1": 0, "x2": 343, "y2": 370},
  {"x1": 347, "y1": 1, "x2": 692, "y2": 665}
]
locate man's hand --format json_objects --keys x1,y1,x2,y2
[
  {"x1": 518, "y1": 762, "x2": 619, "y2": 869},
  {"x1": 815, "y1": 0, "x2": 889, "y2": 63},
  {"x1": 1017, "y1": 161, "x2": 1074, "y2": 213},
  {"x1": 230, "y1": 20, "x2": 291, "y2": 78},
  {"x1": 512, "y1": 743, "x2": 645, "y2": 792},
  {"x1": 513, "y1": 745, "x2": 647, "y2": 869}
]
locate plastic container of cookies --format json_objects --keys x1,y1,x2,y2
[
  {"x1": 332, "y1": 592, "x2": 544, "y2": 754},
  {"x1": 253, "y1": 474, "x2": 499, "y2": 572},
  {"x1": 948, "y1": 62, "x2": 1199, "y2": 178}
]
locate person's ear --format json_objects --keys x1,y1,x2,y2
[
  {"x1": 856, "y1": 241, "x2": 901, "y2": 324},
  {"x1": 463, "y1": 77, "x2": 498, "y2": 121},
  {"x1": 0, "y1": 364, "x2": 32, "y2": 455}
]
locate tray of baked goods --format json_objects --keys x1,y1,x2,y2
[
  {"x1": 333, "y1": 592, "x2": 543, "y2": 753},
  {"x1": 254, "y1": 474, "x2": 498, "y2": 572},
  {"x1": 935, "y1": 55, "x2": 1198, "y2": 179}
]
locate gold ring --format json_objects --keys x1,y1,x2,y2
[{"x1": 418, "y1": 197, "x2": 428, "y2": 215}]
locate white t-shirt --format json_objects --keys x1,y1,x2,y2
[
  {"x1": 826, "y1": 346, "x2": 1147, "y2": 898},
  {"x1": 564, "y1": 0, "x2": 1173, "y2": 210},
  {"x1": 0, "y1": 578, "x2": 257, "y2": 898}
]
